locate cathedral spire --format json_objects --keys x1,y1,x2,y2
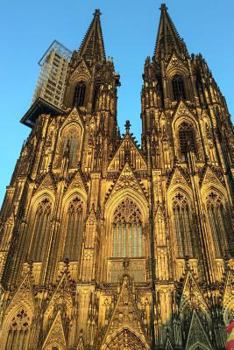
[
  {"x1": 79, "y1": 9, "x2": 106, "y2": 63},
  {"x1": 154, "y1": 4, "x2": 188, "y2": 60}
]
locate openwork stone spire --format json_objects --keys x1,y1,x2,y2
[
  {"x1": 154, "y1": 3, "x2": 189, "y2": 60},
  {"x1": 79, "y1": 9, "x2": 106, "y2": 63}
]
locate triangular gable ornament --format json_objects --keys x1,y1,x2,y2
[
  {"x1": 105, "y1": 162, "x2": 147, "y2": 203},
  {"x1": 100, "y1": 275, "x2": 150, "y2": 350},
  {"x1": 166, "y1": 53, "x2": 188, "y2": 75},
  {"x1": 201, "y1": 166, "x2": 224, "y2": 188},
  {"x1": 36, "y1": 173, "x2": 56, "y2": 193},
  {"x1": 66, "y1": 169, "x2": 87, "y2": 194},
  {"x1": 180, "y1": 271, "x2": 208, "y2": 313},
  {"x1": 77, "y1": 333, "x2": 85, "y2": 350},
  {"x1": 5, "y1": 273, "x2": 35, "y2": 317},
  {"x1": 44, "y1": 272, "x2": 73, "y2": 321},
  {"x1": 70, "y1": 59, "x2": 91, "y2": 82},
  {"x1": 42, "y1": 311, "x2": 67, "y2": 350},
  {"x1": 167, "y1": 166, "x2": 190, "y2": 189},
  {"x1": 173, "y1": 100, "x2": 194, "y2": 120},
  {"x1": 61, "y1": 107, "x2": 84, "y2": 130},
  {"x1": 186, "y1": 311, "x2": 212, "y2": 350},
  {"x1": 107, "y1": 133, "x2": 147, "y2": 172}
]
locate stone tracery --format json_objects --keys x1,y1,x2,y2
[
  {"x1": 206, "y1": 190, "x2": 228, "y2": 257},
  {"x1": 5, "y1": 309, "x2": 31, "y2": 350},
  {"x1": 63, "y1": 196, "x2": 84, "y2": 261},
  {"x1": 29, "y1": 197, "x2": 52, "y2": 262},
  {"x1": 171, "y1": 192, "x2": 194, "y2": 258},
  {"x1": 112, "y1": 198, "x2": 144, "y2": 258}
]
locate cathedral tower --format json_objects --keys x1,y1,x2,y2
[{"x1": 0, "y1": 5, "x2": 233, "y2": 350}]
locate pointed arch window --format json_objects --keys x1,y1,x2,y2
[
  {"x1": 29, "y1": 198, "x2": 52, "y2": 262},
  {"x1": 112, "y1": 198, "x2": 144, "y2": 258},
  {"x1": 172, "y1": 192, "x2": 194, "y2": 258},
  {"x1": 206, "y1": 191, "x2": 228, "y2": 257},
  {"x1": 64, "y1": 197, "x2": 84, "y2": 261},
  {"x1": 74, "y1": 82, "x2": 86, "y2": 107},
  {"x1": 179, "y1": 122, "x2": 197, "y2": 156},
  {"x1": 5, "y1": 309, "x2": 31, "y2": 350},
  {"x1": 172, "y1": 75, "x2": 186, "y2": 100}
]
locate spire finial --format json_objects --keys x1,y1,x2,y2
[
  {"x1": 160, "y1": 3, "x2": 168, "y2": 11},
  {"x1": 94, "y1": 9, "x2": 101, "y2": 17},
  {"x1": 125, "y1": 120, "x2": 131, "y2": 134}
]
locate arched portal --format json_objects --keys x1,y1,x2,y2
[{"x1": 103, "y1": 328, "x2": 148, "y2": 350}]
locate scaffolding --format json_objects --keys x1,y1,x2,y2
[{"x1": 33, "y1": 40, "x2": 72, "y2": 108}]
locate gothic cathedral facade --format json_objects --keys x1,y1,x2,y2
[{"x1": 0, "y1": 5, "x2": 234, "y2": 350}]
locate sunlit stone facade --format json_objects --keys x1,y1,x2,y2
[{"x1": 0, "y1": 5, "x2": 234, "y2": 350}]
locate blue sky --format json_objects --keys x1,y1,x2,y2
[{"x1": 0, "y1": 0, "x2": 234, "y2": 205}]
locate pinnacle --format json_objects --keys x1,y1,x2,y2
[{"x1": 125, "y1": 120, "x2": 131, "y2": 134}]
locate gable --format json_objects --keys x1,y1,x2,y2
[
  {"x1": 77, "y1": 335, "x2": 85, "y2": 350},
  {"x1": 105, "y1": 163, "x2": 148, "y2": 203},
  {"x1": 167, "y1": 166, "x2": 191, "y2": 190},
  {"x1": 200, "y1": 166, "x2": 224, "y2": 188},
  {"x1": 180, "y1": 272, "x2": 208, "y2": 313},
  {"x1": 43, "y1": 311, "x2": 67, "y2": 350},
  {"x1": 44, "y1": 273, "x2": 73, "y2": 321},
  {"x1": 166, "y1": 53, "x2": 189, "y2": 76},
  {"x1": 186, "y1": 311, "x2": 212, "y2": 350},
  {"x1": 172, "y1": 101, "x2": 197, "y2": 127},
  {"x1": 35, "y1": 173, "x2": 56, "y2": 193},
  {"x1": 60, "y1": 107, "x2": 84, "y2": 133},
  {"x1": 4, "y1": 274, "x2": 35, "y2": 318},
  {"x1": 107, "y1": 134, "x2": 147, "y2": 172},
  {"x1": 100, "y1": 276, "x2": 150, "y2": 350},
  {"x1": 65, "y1": 169, "x2": 88, "y2": 194},
  {"x1": 70, "y1": 59, "x2": 91, "y2": 82}
]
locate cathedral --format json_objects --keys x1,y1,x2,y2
[{"x1": 0, "y1": 4, "x2": 234, "y2": 350}]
